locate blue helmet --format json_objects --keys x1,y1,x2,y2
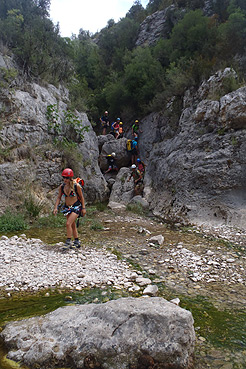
[
  {"x1": 117, "y1": 117, "x2": 120, "y2": 121},
  {"x1": 137, "y1": 158, "x2": 141, "y2": 163}
]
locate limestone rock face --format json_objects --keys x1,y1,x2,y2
[
  {"x1": 139, "y1": 68, "x2": 246, "y2": 230},
  {"x1": 136, "y1": 5, "x2": 181, "y2": 47},
  {"x1": 1, "y1": 297, "x2": 195, "y2": 369},
  {"x1": 0, "y1": 52, "x2": 108, "y2": 211}
]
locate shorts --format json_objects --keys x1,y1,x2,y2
[{"x1": 61, "y1": 200, "x2": 82, "y2": 216}]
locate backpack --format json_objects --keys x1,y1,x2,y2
[
  {"x1": 126, "y1": 139, "x2": 133, "y2": 151},
  {"x1": 74, "y1": 177, "x2": 84, "y2": 188}
]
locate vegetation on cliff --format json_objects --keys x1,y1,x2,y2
[{"x1": 0, "y1": 0, "x2": 246, "y2": 122}]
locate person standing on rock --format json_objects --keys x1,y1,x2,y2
[
  {"x1": 100, "y1": 110, "x2": 110, "y2": 135},
  {"x1": 132, "y1": 120, "x2": 142, "y2": 138},
  {"x1": 53, "y1": 168, "x2": 86, "y2": 250},
  {"x1": 128, "y1": 164, "x2": 143, "y2": 196}
]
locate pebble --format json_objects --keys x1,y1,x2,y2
[{"x1": 0, "y1": 235, "x2": 145, "y2": 293}]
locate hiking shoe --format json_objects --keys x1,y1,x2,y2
[
  {"x1": 73, "y1": 239, "x2": 81, "y2": 248},
  {"x1": 61, "y1": 239, "x2": 71, "y2": 251}
]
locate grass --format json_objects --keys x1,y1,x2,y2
[
  {"x1": 0, "y1": 209, "x2": 28, "y2": 232},
  {"x1": 126, "y1": 202, "x2": 145, "y2": 215},
  {"x1": 90, "y1": 220, "x2": 104, "y2": 230},
  {"x1": 35, "y1": 214, "x2": 65, "y2": 228}
]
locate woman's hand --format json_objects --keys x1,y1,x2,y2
[
  {"x1": 53, "y1": 208, "x2": 58, "y2": 216},
  {"x1": 81, "y1": 208, "x2": 86, "y2": 216}
]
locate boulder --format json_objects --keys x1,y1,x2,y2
[
  {"x1": 129, "y1": 195, "x2": 149, "y2": 209},
  {"x1": 99, "y1": 137, "x2": 131, "y2": 172},
  {"x1": 109, "y1": 167, "x2": 134, "y2": 205},
  {"x1": 1, "y1": 297, "x2": 195, "y2": 369}
]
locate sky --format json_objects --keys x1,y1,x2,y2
[{"x1": 49, "y1": 0, "x2": 149, "y2": 37}]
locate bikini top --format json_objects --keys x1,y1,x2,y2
[{"x1": 61, "y1": 183, "x2": 78, "y2": 197}]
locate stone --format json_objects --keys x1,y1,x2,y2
[
  {"x1": 149, "y1": 235, "x2": 164, "y2": 246},
  {"x1": 1, "y1": 297, "x2": 195, "y2": 369},
  {"x1": 142, "y1": 284, "x2": 159, "y2": 296}
]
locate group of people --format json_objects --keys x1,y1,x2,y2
[{"x1": 100, "y1": 111, "x2": 124, "y2": 139}]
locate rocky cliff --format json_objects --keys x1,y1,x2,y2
[
  {"x1": 0, "y1": 52, "x2": 108, "y2": 214},
  {"x1": 139, "y1": 68, "x2": 246, "y2": 229}
]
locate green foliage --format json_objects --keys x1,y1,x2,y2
[
  {"x1": 0, "y1": 146, "x2": 11, "y2": 163},
  {"x1": 63, "y1": 109, "x2": 90, "y2": 141},
  {"x1": 90, "y1": 220, "x2": 104, "y2": 230},
  {"x1": 126, "y1": 202, "x2": 145, "y2": 215},
  {"x1": 0, "y1": 0, "x2": 73, "y2": 83},
  {"x1": 0, "y1": 209, "x2": 27, "y2": 232},
  {"x1": 46, "y1": 104, "x2": 61, "y2": 134},
  {"x1": 46, "y1": 104, "x2": 89, "y2": 142},
  {"x1": 0, "y1": 67, "x2": 18, "y2": 83},
  {"x1": 218, "y1": 11, "x2": 246, "y2": 57}
]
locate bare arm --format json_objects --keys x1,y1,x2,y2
[
  {"x1": 77, "y1": 185, "x2": 86, "y2": 216},
  {"x1": 53, "y1": 186, "x2": 62, "y2": 216}
]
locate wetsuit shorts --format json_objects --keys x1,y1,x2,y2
[{"x1": 61, "y1": 200, "x2": 82, "y2": 216}]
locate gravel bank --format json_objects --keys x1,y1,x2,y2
[{"x1": 0, "y1": 235, "x2": 143, "y2": 294}]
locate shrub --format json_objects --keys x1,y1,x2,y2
[
  {"x1": 90, "y1": 220, "x2": 104, "y2": 230},
  {"x1": 0, "y1": 209, "x2": 27, "y2": 232},
  {"x1": 24, "y1": 195, "x2": 44, "y2": 218},
  {"x1": 126, "y1": 203, "x2": 145, "y2": 215}
]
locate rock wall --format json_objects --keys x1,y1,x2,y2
[
  {"x1": 139, "y1": 68, "x2": 246, "y2": 230},
  {"x1": 0, "y1": 52, "x2": 108, "y2": 213}
]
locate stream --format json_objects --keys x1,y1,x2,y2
[{"x1": 0, "y1": 208, "x2": 246, "y2": 368}]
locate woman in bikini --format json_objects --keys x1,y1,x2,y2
[{"x1": 53, "y1": 168, "x2": 86, "y2": 249}]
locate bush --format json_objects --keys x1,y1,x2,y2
[
  {"x1": 24, "y1": 195, "x2": 44, "y2": 218},
  {"x1": 0, "y1": 209, "x2": 27, "y2": 232},
  {"x1": 126, "y1": 203, "x2": 145, "y2": 215}
]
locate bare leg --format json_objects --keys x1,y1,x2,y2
[{"x1": 66, "y1": 212, "x2": 79, "y2": 238}]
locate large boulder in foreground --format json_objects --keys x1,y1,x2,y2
[{"x1": 1, "y1": 297, "x2": 195, "y2": 369}]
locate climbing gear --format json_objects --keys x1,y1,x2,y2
[
  {"x1": 127, "y1": 139, "x2": 133, "y2": 151},
  {"x1": 62, "y1": 168, "x2": 74, "y2": 178}
]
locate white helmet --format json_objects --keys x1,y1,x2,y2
[
  {"x1": 111, "y1": 152, "x2": 116, "y2": 157},
  {"x1": 131, "y1": 164, "x2": 136, "y2": 169}
]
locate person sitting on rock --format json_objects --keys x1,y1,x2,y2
[
  {"x1": 100, "y1": 110, "x2": 110, "y2": 135},
  {"x1": 128, "y1": 164, "x2": 143, "y2": 196},
  {"x1": 53, "y1": 168, "x2": 86, "y2": 250},
  {"x1": 104, "y1": 152, "x2": 118, "y2": 174}
]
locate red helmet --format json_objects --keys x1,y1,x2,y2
[{"x1": 62, "y1": 168, "x2": 74, "y2": 177}]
